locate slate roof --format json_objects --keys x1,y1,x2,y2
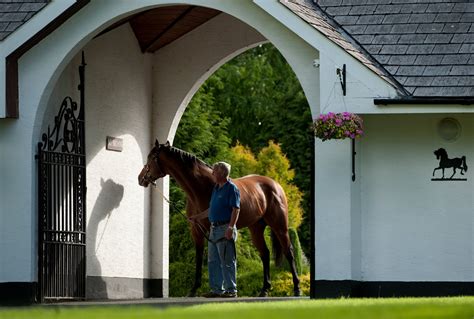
[
  {"x1": 282, "y1": 0, "x2": 474, "y2": 97},
  {"x1": 0, "y1": 0, "x2": 49, "y2": 41}
]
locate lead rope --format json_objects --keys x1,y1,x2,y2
[{"x1": 152, "y1": 184, "x2": 223, "y2": 245}]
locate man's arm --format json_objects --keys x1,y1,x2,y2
[{"x1": 225, "y1": 207, "x2": 240, "y2": 240}]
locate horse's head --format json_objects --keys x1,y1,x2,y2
[
  {"x1": 434, "y1": 148, "x2": 447, "y2": 160},
  {"x1": 138, "y1": 139, "x2": 170, "y2": 187}
]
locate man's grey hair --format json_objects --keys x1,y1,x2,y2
[{"x1": 213, "y1": 161, "x2": 231, "y2": 178}]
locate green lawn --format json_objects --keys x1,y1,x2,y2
[{"x1": 1, "y1": 297, "x2": 474, "y2": 319}]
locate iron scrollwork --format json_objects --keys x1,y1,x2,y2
[{"x1": 39, "y1": 96, "x2": 82, "y2": 154}]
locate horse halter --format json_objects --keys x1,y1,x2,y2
[{"x1": 140, "y1": 149, "x2": 166, "y2": 186}]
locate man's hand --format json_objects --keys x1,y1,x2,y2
[{"x1": 225, "y1": 226, "x2": 234, "y2": 240}]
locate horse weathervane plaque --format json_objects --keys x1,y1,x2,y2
[{"x1": 432, "y1": 148, "x2": 468, "y2": 181}]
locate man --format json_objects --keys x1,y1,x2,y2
[{"x1": 203, "y1": 161, "x2": 240, "y2": 298}]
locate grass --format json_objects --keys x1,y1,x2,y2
[{"x1": 1, "y1": 297, "x2": 474, "y2": 319}]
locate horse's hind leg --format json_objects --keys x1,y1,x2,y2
[
  {"x1": 248, "y1": 222, "x2": 272, "y2": 297},
  {"x1": 450, "y1": 168, "x2": 456, "y2": 179},
  {"x1": 273, "y1": 230, "x2": 301, "y2": 296}
]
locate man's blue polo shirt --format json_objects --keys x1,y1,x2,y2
[{"x1": 208, "y1": 179, "x2": 240, "y2": 223}]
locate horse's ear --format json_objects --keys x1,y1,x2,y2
[
  {"x1": 155, "y1": 139, "x2": 159, "y2": 147},
  {"x1": 164, "y1": 141, "x2": 171, "y2": 148}
]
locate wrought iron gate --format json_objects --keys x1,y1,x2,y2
[{"x1": 37, "y1": 53, "x2": 86, "y2": 302}]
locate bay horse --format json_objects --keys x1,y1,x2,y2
[
  {"x1": 433, "y1": 148, "x2": 468, "y2": 179},
  {"x1": 138, "y1": 140, "x2": 301, "y2": 297}
]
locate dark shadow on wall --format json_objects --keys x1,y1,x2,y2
[{"x1": 87, "y1": 178, "x2": 124, "y2": 299}]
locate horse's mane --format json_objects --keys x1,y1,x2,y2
[{"x1": 166, "y1": 146, "x2": 212, "y2": 170}]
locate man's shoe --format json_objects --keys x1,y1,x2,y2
[
  {"x1": 221, "y1": 291, "x2": 237, "y2": 298},
  {"x1": 201, "y1": 291, "x2": 222, "y2": 298}
]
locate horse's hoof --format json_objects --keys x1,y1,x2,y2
[
  {"x1": 258, "y1": 290, "x2": 269, "y2": 297},
  {"x1": 187, "y1": 291, "x2": 197, "y2": 297},
  {"x1": 294, "y1": 289, "x2": 302, "y2": 297}
]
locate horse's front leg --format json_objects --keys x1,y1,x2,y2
[
  {"x1": 432, "y1": 167, "x2": 441, "y2": 177},
  {"x1": 189, "y1": 243, "x2": 204, "y2": 297},
  {"x1": 188, "y1": 229, "x2": 205, "y2": 297}
]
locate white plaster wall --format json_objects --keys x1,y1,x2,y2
[
  {"x1": 316, "y1": 114, "x2": 473, "y2": 282},
  {"x1": 41, "y1": 24, "x2": 152, "y2": 281},
  {"x1": 360, "y1": 114, "x2": 473, "y2": 281},
  {"x1": 83, "y1": 24, "x2": 152, "y2": 280}
]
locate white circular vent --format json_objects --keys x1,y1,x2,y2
[{"x1": 438, "y1": 118, "x2": 461, "y2": 142}]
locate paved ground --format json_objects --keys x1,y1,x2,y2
[{"x1": 44, "y1": 296, "x2": 309, "y2": 308}]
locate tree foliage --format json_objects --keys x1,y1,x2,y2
[{"x1": 169, "y1": 43, "x2": 313, "y2": 297}]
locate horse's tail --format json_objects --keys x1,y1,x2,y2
[
  {"x1": 270, "y1": 230, "x2": 284, "y2": 267},
  {"x1": 462, "y1": 156, "x2": 468, "y2": 172}
]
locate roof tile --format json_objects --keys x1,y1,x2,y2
[
  {"x1": 452, "y1": 3, "x2": 474, "y2": 13},
  {"x1": 391, "y1": 23, "x2": 418, "y2": 34},
  {"x1": 344, "y1": 24, "x2": 367, "y2": 34},
  {"x1": 423, "y1": 65, "x2": 452, "y2": 76},
  {"x1": 434, "y1": 13, "x2": 462, "y2": 23},
  {"x1": 398, "y1": 33, "x2": 428, "y2": 43},
  {"x1": 397, "y1": 65, "x2": 426, "y2": 76},
  {"x1": 365, "y1": 24, "x2": 393, "y2": 34},
  {"x1": 406, "y1": 44, "x2": 435, "y2": 54},
  {"x1": 0, "y1": 4, "x2": 22, "y2": 12},
  {"x1": 432, "y1": 76, "x2": 461, "y2": 86},
  {"x1": 440, "y1": 54, "x2": 470, "y2": 64},
  {"x1": 408, "y1": 13, "x2": 436, "y2": 23},
  {"x1": 388, "y1": 55, "x2": 417, "y2": 65},
  {"x1": 380, "y1": 44, "x2": 409, "y2": 54},
  {"x1": 424, "y1": 33, "x2": 453, "y2": 43},
  {"x1": 400, "y1": 4, "x2": 429, "y2": 14},
  {"x1": 19, "y1": 3, "x2": 46, "y2": 12},
  {"x1": 326, "y1": 6, "x2": 352, "y2": 16},
  {"x1": 0, "y1": 12, "x2": 27, "y2": 22},
  {"x1": 373, "y1": 34, "x2": 400, "y2": 44},
  {"x1": 365, "y1": 44, "x2": 383, "y2": 54},
  {"x1": 459, "y1": 43, "x2": 474, "y2": 53},
  {"x1": 375, "y1": 4, "x2": 402, "y2": 14},
  {"x1": 382, "y1": 13, "x2": 411, "y2": 24},
  {"x1": 442, "y1": 23, "x2": 471, "y2": 33},
  {"x1": 451, "y1": 33, "x2": 474, "y2": 43},
  {"x1": 353, "y1": 34, "x2": 374, "y2": 44},
  {"x1": 334, "y1": 15, "x2": 360, "y2": 24},
  {"x1": 426, "y1": 3, "x2": 455, "y2": 13},
  {"x1": 356, "y1": 14, "x2": 384, "y2": 24},
  {"x1": 414, "y1": 54, "x2": 444, "y2": 65},
  {"x1": 460, "y1": 13, "x2": 474, "y2": 23},
  {"x1": 416, "y1": 23, "x2": 445, "y2": 33},
  {"x1": 349, "y1": 5, "x2": 377, "y2": 15},
  {"x1": 432, "y1": 43, "x2": 461, "y2": 54},
  {"x1": 405, "y1": 76, "x2": 435, "y2": 86},
  {"x1": 342, "y1": 0, "x2": 369, "y2": 5},
  {"x1": 450, "y1": 65, "x2": 474, "y2": 75}
]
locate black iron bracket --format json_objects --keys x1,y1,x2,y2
[
  {"x1": 336, "y1": 64, "x2": 346, "y2": 96},
  {"x1": 352, "y1": 138, "x2": 356, "y2": 182}
]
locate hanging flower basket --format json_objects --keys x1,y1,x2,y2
[{"x1": 313, "y1": 112, "x2": 363, "y2": 141}]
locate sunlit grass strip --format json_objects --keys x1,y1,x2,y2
[{"x1": 1, "y1": 297, "x2": 474, "y2": 319}]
